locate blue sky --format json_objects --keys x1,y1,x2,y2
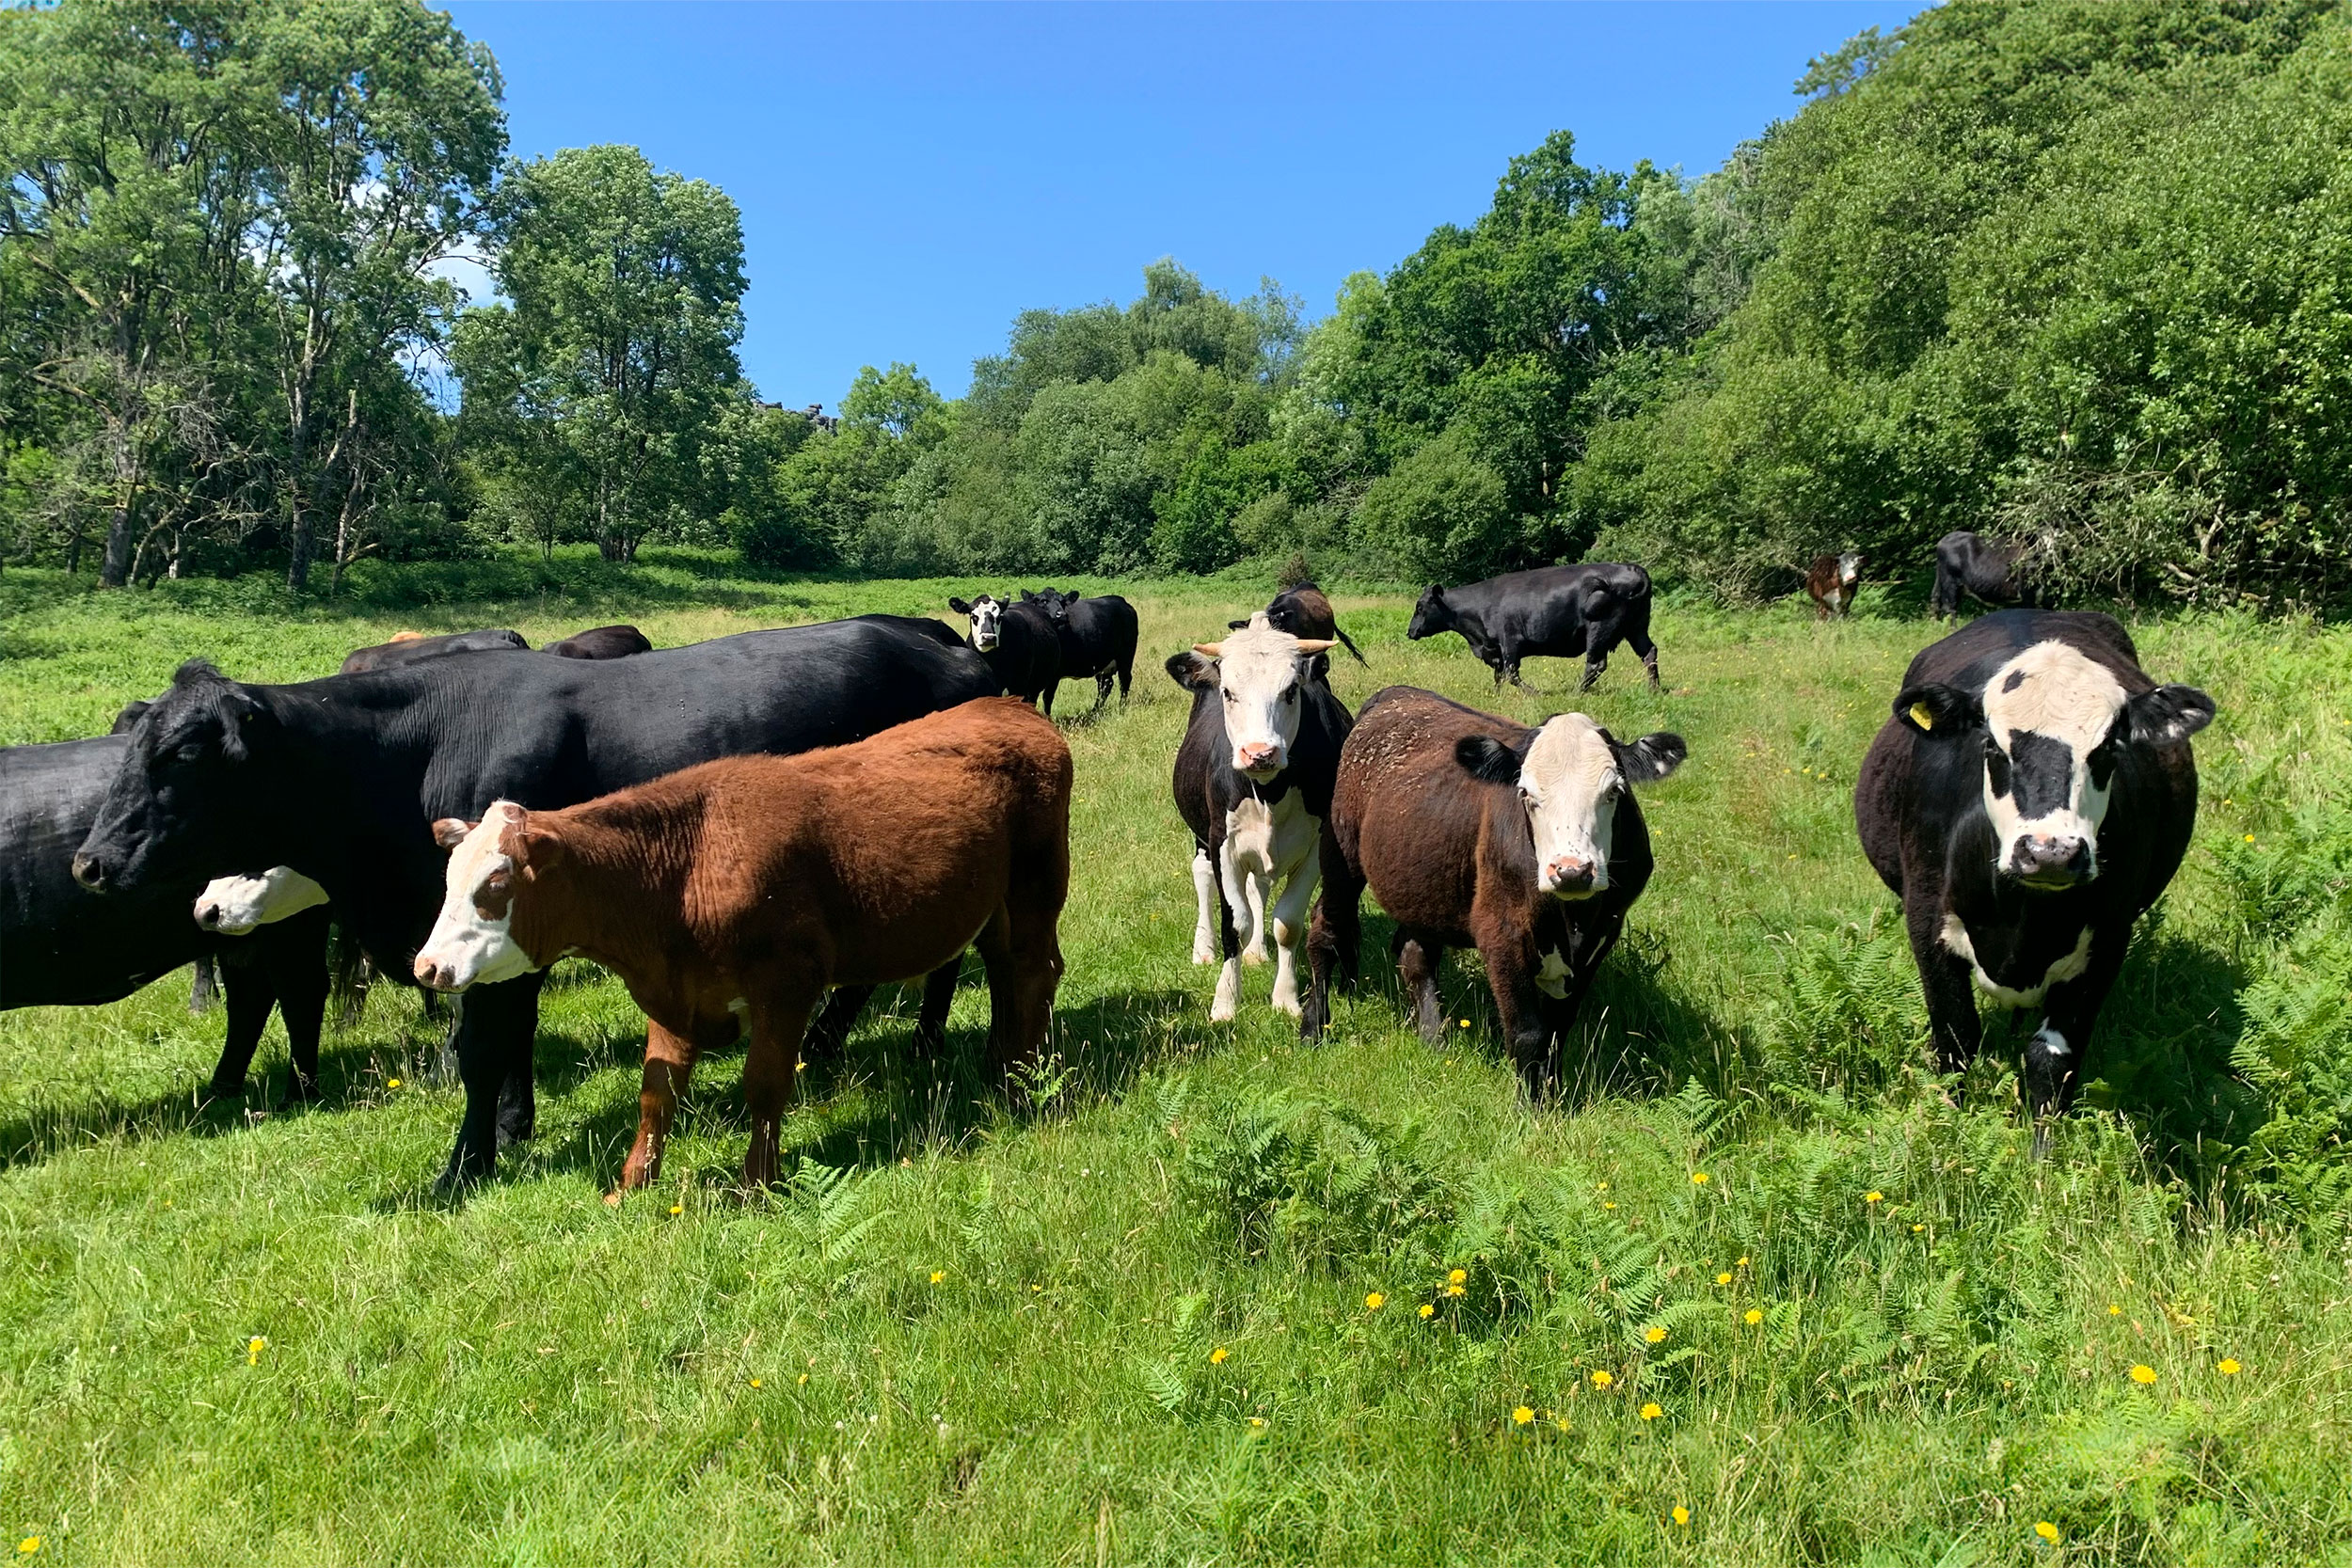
[{"x1": 441, "y1": 1, "x2": 1923, "y2": 407}]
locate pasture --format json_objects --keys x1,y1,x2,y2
[{"x1": 1, "y1": 557, "x2": 2348, "y2": 1564}]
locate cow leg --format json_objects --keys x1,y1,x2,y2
[
  {"x1": 1397, "y1": 931, "x2": 1447, "y2": 1045},
  {"x1": 612, "y1": 1020, "x2": 700, "y2": 1198},
  {"x1": 913, "y1": 958, "x2": 960, "y2": 1056},
  {"x1": 1482, "y1": 943, "x2": 1555, "y2": 1101},
  {"x1": 1242, "y1": 871, "x2": 1272, "y2": 967},
  {"x1": 1626, "y1": 627, "x2": 1661, "y2": 689},
  {"x1": 438, "y1": 973, "x2": 544, "y2": 1193},
  {"x1": 1116, "y1": 653, "x2": 1133, "y2": 704},
  {"x1": 1578, "y1": 650, "x2": 1608, "y2": 693},
  {"x1": 266, "y1": 929, "x2": 332, "y2": 1106},
  {"x1": 1301, "y1": 837, "x2": 1363, "y2": 1041},
  {"x1": 189, "y1": 953, "x2": 219, "y2": 1014},
  {"x1": 804, "y1": 985, "x2": 874, "y2": 1061},
  {"x1": 1041, "y1": 679, "x2": 1058, "y2": 718},
  {"x1": 1267, "y1": 853, "x2": 1320, "y2": 1020},
  {"x1": 1210, "y1": 859, "x2": 1245, "y2": 1023},
  {"x1": 2026, "y1": 936, "x2": 2129, "y2": 1156},
  {"x1": 1091, "y1": 673, "x2": 1113, "y2": 714},
  {"x1": 1189, "y1": 846, "x2": 1219, "y2": 964},
  {"x1": 1902, "y1": 897, "x2": 1983, "y2": 1083},
  {"x1": 741, "y1": 990, "x2": 819, "y2": 1191},
  {"x1": 1217, "y1": 842, "x2": 1262, "y2": 965},
  {"x1": 206, "y1": 957, "x2": 277, "y2": 1103}
]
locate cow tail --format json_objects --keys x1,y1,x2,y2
[{"x1": 1334, "y1": 624, "x2": 1369, "y2": 666}]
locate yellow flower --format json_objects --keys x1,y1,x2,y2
[
  {"x1": 1716, "y1": 1271, "x2": 1733, "y2": 1286},
  {"x1": 2217, "y1": 1357, "x2": 2241, "y2": 1375},
  {"x1": 750, "y1": 1377, "x2": 762, "y2": 1388},
  {"x1": 1597, "y1": 1181, "x2": 1609, "y2": 1192},
  {"x1": 929, "y1": 1270, "x2": 946, "y2": 1284},
  {"x1": 2107, "y1": 1304, "x2": 2122, "y2": 1316},
  {"x1": 1590, "y1": 1370, "x2": 1613, "y2": 1388},
  {"x1": 1511, "y1": 1405, "x2": 1534, "y2": 1426},
  {"x1": 386, "y1": 1078, "x2": 402, "y2": 1089},
  {"x1": 1865, "y1": 1191, "x2": 1883, "y2": 1203},
  {"x1": 797, "y1": 1373, "x2": 809, "y2": 1385},
  {"x1": 1445, "y1": 1283, "x2": 1465, "y2": 1297},
  {"x1": 1690, "y1": 1172, "x2": 1709, "y2": 1185},
  {"x1": 1737, "y1": 1256, "x2": 1749, "y2": 1267},
  {"x1": 1448, "y1": 1268, "x2": 1468, "y2": 1286},
  {"x1": 1364, "y1": 1292, "x2": 1385, "y2": 1311},
  {"x1": 1554, "y1": 1416, "x2": 1569, "y2": 1432},
  {"x1": 17, "y1": 1539, "x2": 39, "y2": 1556},
  {"x1": 246, "y1": 1335, "x2": 267, "y2": 1366},
  {"x1": 1744, "y1": 1308, "x2": 1763, "y2": 1325},
  {"x1": 1248, "y1": 1416, "x2": 1265, "y2": 1429},
  {"x1": 2035, "y1": 1520, "x2": 2060, "y2": 1544},
  {"x1": 1211, "y1": 1346, "x2": 1229, "y2": 1365},
  {"x1": 1418, "y1": 1304, "x2": 1435, "y2": 1320},
  {"x1": 1644, "y1": 1324, "x2": 1666, "y2": 1344},
  {"x1": 1912, "y1": 1224, "x2": 1925, "y2": 1233},
  {"x1": 2244, "y1": 833, "x2": 2256, "y2": 844},
  {"x1": 1672, "y1": 1505, "x2": 1690, "y2": 1527},
  {"x1": 1640, "y1": 1402, "x2": 1662, "y2": 1420},
  {"x1": 1603, "y1": 1201, "x2": 1617, "y2": 1211},
  {"x1": 2130, "y1": 1363, "x2": 2157, "y2": 1385},
  {"x1": 669, "y1": 1204, "x2": 683, "y2": 1215}
]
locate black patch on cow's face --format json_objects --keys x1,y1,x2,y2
[
  {"x1": 76, "y1": 662, "x2": 278, "y2": 895},
  {"x1": 2001, "y1": 670, "x2": 2027, "y2": 694},
  {"x1": 1993, "y1": 730, "x2": 2076, "y2": 819}
]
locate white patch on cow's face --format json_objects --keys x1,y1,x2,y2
[
  {"x1": 1518, "y1": 714, "x2": 1621, "y2": 899},
  {"x1": 414, "y1": 806, "x2": 538, "y2": 990},
  {"x1": 193, "y1": 866, "x2": 328, "y2": 934},
  {"x1": 1979, "y1": 641, "x2": 2126, "y2": 886},
  {"x1": 963, "y1": 596, "x2": 1004, "y2": 652},
  {"x1": 1211, "y1": 616, "x2": 1317, "y2": 782},
  {"x1": 1838, "y1": 553, "x2": 1861, "y2": 586}
]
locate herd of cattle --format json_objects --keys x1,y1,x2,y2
[{"x1": 1, "y1": 528, "x2": 2203, "y2": 1190}]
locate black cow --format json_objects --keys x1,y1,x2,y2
[
  {"x1": 72, "y1": 615, "x2": 1002, "y2": 1190},
  {"x1": 1406, "y1": 563, "x2": 1661, "y2": 692},
  {"x1": 1227, "y1": 583, "x2": 1367, "y2": 665},
  {"x1": 1166, "y1": 615, "x2": 1350, "y2": 1023},
  {"x1": 947, "y1": 594, "x2": 1062, "y2": 709},
  {"x1": 2, "y1": 734, "x2": 335, "y2": 1103},
  {"x1": 1027, "y1": 589, "x2": 1138, "y2": 716},
  {"x1": 341, "y1": 628, "x2": 530, "y2": 674},
  {"x1": 1855, "y1": 610, "x2": 2212, "y2": 1151},
  {"x1": 544, "y1": 624, "x2": 653, "y2": 660},
  {"x1": 1931, "y1": 531, "x2": 2041, "y2": 620}
]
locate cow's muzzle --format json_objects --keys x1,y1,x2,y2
[
  {"x1": 1233, "y1": 742, "x2": 1283, "y2": 781},
  {"x1": 413, "y1": 956, "x2": 462, "y2": 992},
  {"x1": 2007, "y1": 833, "x2": 2094, "y2": 890},
  {"x1": 1541, "y1": 856, "x2": 1602, "y2": 899},
  {"x1": 71, "y1": 852, "x2": 108, "y2": 893}
]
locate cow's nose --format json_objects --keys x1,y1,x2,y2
[
  {"x1": 195, "y1": 901, "x2": 222, "y2": 930},
  {"x1": 71, "y1": 853, "x2": 106, "y2": 892},
  {"x1": 413, "y1": 957, "x2": 443, "y2": 990},
  {"x1": 1235, "y1": 742, "x2": 1279, "y2": 772},
  {"x1": 1544, "y1": 856, "x2": 1597, "y2": 895},
  {"x1": 2013, "y1": 834, "x2": 2092, "y2": 882}
]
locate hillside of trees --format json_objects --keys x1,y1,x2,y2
[{"x1": 5, "y1": 0, "x2": 2347, "y2": 606}]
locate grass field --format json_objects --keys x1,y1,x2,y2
[{"x1": 2, "y1": 556, "x2": 2349, "y2": 1564}]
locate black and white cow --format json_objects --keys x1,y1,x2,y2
[
  {"x1": 1228, "y1": 583, "x2": 1367, "y2": 665},
  {"x1": 71, "y1": 615, "x2": 1001, "y2": 1189},
  {"x1": 1168, "y1": 615, "x2": 1350, "y2": 1021},
  {"x1": 1406, "y1": 563, "x2": 1661, "y2": 692},
  {"x1": 948, "y1": 593, "x2": 1062, "y2": 709},
  {"x1": 1855, "y1": 610, "x2": 2213, "y2": 1149},
  {"x1": 1931, "y1": 531, "x2": 2041, "y2": 620},
  {"x1": 1029, "y1": 589, "x2": 1139, "y2": 717}
]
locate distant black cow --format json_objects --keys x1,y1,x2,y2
[
  {"x1": 341, "y1": 628, "x2": 530, "y2": 674},
  {"x1": 1028, "y1": 589, "x2": 1139, "y2": 716},
  {"x1": 1406, "y1": 563, "x2": 1661, "y2": 692},
  {"x1": 1228, "y1": 583, "x2": 1366, "y2": 665},
  {"x1": 1167, "y1": 616, "x2": 1350, "y2": 1022},
  {"x1": 1, "y1": 734, "x2": 335, "y2": 1103},
  {"x1": 544, "y1": 624, "x2": 653, "y2": 660},
  {"x1": 1855, "y1": 610, "x2": 2213, "y2": 1150},
  {"x1": 948, "y1": 594, "x2": 1062, "y2": 709},
  {"x1": 1805, "y1": 553, "x2": 1864, "y2": 619},
  {"x1": 72, "y1": 616, "x2": 1001, "y2": 1190},
  {"x1": 1931, "y1": 532, "x2": 2041, "y2": 620}
]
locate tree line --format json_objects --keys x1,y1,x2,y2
[{"x1": 6, "y1": 0, "x2": 2347, "y2": 606}]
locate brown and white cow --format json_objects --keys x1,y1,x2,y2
[
  {"x1": 413, "y1": 698, "x2": 1071, "y2": 1194},
  {"x1": 1805, "y1": 553, "x2": 1863, "y2": 619},
  {"x1": 1302, "y1": 688, "x2": 1685, "y2": 1095},
  {"x1": 1168, "y1": 616, "x2": 1350, "y2": 1022}
]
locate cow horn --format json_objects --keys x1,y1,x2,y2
[
  {"x1": 1295, "y1": 639, "x2": 1336, "y2": 655},
  {"x1": 1193, "y1": 641, "x2": 1224, "y2": 657}
]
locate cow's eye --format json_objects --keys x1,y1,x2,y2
[{"x1": 177, "y1": 743, "x2": 205, "y2": 765}]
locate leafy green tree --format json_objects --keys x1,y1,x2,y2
[{"x1": 1353, "y1": 425, "x2": 1512, "y2": 582}]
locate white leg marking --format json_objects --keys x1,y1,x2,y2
[
  {"x1": 1266, "y1": 856, "x2": 1320, "y2": 1020},
  {"x1": 1190, "y1": 847, "x2": 1218, "y2": 965},
  {"x1": 1242, "y1": 871, "x2": 1272, "y2": 967},
  {"x1": 1211, "y1": 956, "x2": 1242, "y2": 1022},
  {"x1": 2029, "y1": 1024, "x2": 2073, "y2": 1057}
]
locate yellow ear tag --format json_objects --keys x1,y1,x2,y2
[{"x1": 1909, "y1": 702, "x2": 1934, "y2": 731}]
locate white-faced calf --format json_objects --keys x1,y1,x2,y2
[
  {"x1": 1303, "y1": 688, "x2": 1685, "y2": 1096},
  {"x1": 414, "y1": 698, "x2": 1071, "y2": 1194}
]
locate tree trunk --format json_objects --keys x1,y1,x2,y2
[{"x1": 285, "y1": 491, "x2": 316, "y2": 591}]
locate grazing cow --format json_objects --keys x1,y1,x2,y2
[
  {"x1": 544, "y1": 624, "x2": 653, "y2": 660},
  {"x1": 341, "y1": 627, "x2": 529, "y2": 673},
  {"x1": 1302, "y1": 689, "x2": 1684, "y2": 1094},
  {"x1": 1931, "y1": 531, "x2": 2041, "y2": 620},
  {"x1": 1228, "y1": 583, "x2": 1367, "y2": 665},
  {"x1": 947, "y1": 593, "x2": 1062, "y2": 708},
  {"x1": 1, "y1": 734, "x2": 336, "y2": 1102},
  {"x1": 1855, "y1": 610, "x2": 2212, "y2": 1149},
  {"x1": 1167, "y1": 616, "x2": 1350, "y2": 1021},
  {"x1": 1406, "y1": 563, "x2": 1661, "y2": 692},
  {"x1": 412, "y1": 699, "x2": 1070, "y2": 1194},
  {"x1": 72, "y1": 615, "x2": 1002, "y2": 1190},
  {"x1": 1806, "y1": 553, "x2": 1865, "y2": 619},
  {"x1": 1028, "y1": 589, "x2": 1139, "y2": 716}
]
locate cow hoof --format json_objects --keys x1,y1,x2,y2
[
  {"x1": 603, "y1": 1189, "x2": 626, "y2": 1208},
  {"x1": 201, "y1": 1077, "x2": 245, "y2": 1106},
  {"x1": 1191, "y1": 946, "x2": 1216, "y2": 966},
  {"x1": 1240, "y1": 949, "x2": 1266, "y2": 969}
]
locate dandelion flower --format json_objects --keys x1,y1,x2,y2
[
  {"x1": 1716, "y1": 1272, "x2": 1733, "y2": 1286},
  {"x1": 798, "y1": 1373, "x2": 809, "y2": 1386},
  {"x1": 16, "y1": 1539, "x2": 37, "y2": 1556},
  {"x1": 750, "y1": 1378, "x2": 763, "y2": 1388},
  {"x1": 1445, "y1": 1283, "x2": 1466, "y2": 1298},
  {"x1": 1248, "y1": 1416, "x2": 1265, "y2": 1429},
  {"x1": 1865, "y1": 1191, "x2": 1883, "y2": 1204},
  {"x1": 1511, "y1": 1405, "x2": 1534, "y2": 1426},
  {"x1": 386, "y1": 1078, "x2": 401, "y2": 1089},
  {"x1": 1459, "y1": 1019, "x2": 1470, "y2": 1029},
  {"x1": 1744, "y1": 1308, "x2": 1763, "y2": 1325},
  {"x1": 1640, "y1": 1402, "x2": 1662, "y2": 1420},
  {"x1": 246, "y1": 1336, "x2": 267, "y2": 1366},
  {"x1": 1365, "y1": 1292, "x2": 1385, "y2": 1311},
  {"x1": 1644, "y1": 1324, "x2": 1666, "y2": 1344},
  {"x1": 1912, "y1": 1224, "x2": 1925, "y2": 1233},
  {"x1": 2217, "y1": 1358, "x2": 2241, "y2": 1375},
  {"x1": 669, "y1": 1204, "x2": 683, "y2": 1215},
  {"x1": 1604, "y1": 1201, "x2": 1617, "y2": 1211},
  {"x1": 2130, "y1": 1363, "x2": 2157, "y2": 1385},
  {"x1": 1211, "y1": 1346, "x2": 1229, "y2": 1364},
  {"x1": 1672, "y1": 1505, "x2": 1690, "y2": 1527},
  {"x1": 1419, "y1": 1304, "x2": 1435, "y2": 1320},
  {"x1": 1737, "y1": 1256, "x2": 1749, "y2": 1267},
  {"x1": 2035, "y1": 1521, "x2": 2060, "y2": 1544},
  {"x1": 2107, "y1": 1304, "x2": 2122, "y2": 1316},
  {"x1": 2244, "y1": 833, "x2": 2256, "y2": 844},
  {"x1": 1690, "y1": 1172, "x2": 1710, "y2": 1186},
  {"x1": 930, "y1": 1271, "x2": 946, "y2": 1284},
  {"x1": 1554, "y1": 1415, "x2": 1569, "y2": 1432},
  {"x1": 1448, "y1": 1268, "x2": 1468, "y2": 1286},
  {"x1": 1591, "y1": 1370, "x2": 1613, "y2": 1389},
  {"x1": 1597, "y1": 1181, "x2": 1609, "y2": 1192}
]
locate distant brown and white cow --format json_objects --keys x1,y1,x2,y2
[
  {"x1": 1805, "y1": 553, "x2": 1863, "y2": 619},
  {"x1": 1302, "y1": 688, "x2": 1685, "y2": 1095},
  {"x1": 1856, "y1": 610, "x2": 2211, "y2": 1150},
  {"x1": 413, "y1": 698, "x2": 1071, "y2": 1193},
  {"x1": 1168, "y1": 616, "x2": 1350, "y2": 1021}
]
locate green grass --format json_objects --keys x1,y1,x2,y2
[{"x1": 2, "y1": 560, "x2": 2349, "y2": 1564}]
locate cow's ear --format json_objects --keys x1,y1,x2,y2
[
  {"x1": 2124, "y1": 684, "x2": 2215, "y2": 745},
  {"x1": 1616, "y1": 732, "x2": 1687, "y2": 784},
  {"x1": 431, "y1": 817, "x2": 477, "y2": 849},
  {"x1": 216, "y1": 694, "x2": 267, "y2": 762},
  {"x1": 109, "y1": 699, "x2": 151, "y2": 736},
  {"x1": 1894, "y1": 682, "x2": 1980, "y2": 736},
  {"x1": 1165, "y1": 650, "x2": 1216, "y2": 692},
  {"x1": 1227, "y1": 617, "x2": 1248, "y2": 631},
  {"x1": 1307, "y1": 651, "x2": 1331, "y2": 685},
  {"x1": 1455, "y1": 735, "x2": 1524, "y2": 785},
  {"x1": 948, "y1": 596, "x2": 972, "y2": 615}
]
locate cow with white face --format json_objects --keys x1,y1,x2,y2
[
  {"x1": 1301, "y1": 688, "x2": 1685, "y2": 1096},
  {"x1": 414, "y1": 806, "x2": 543, "y2": 993},
  {"x1": 193, "y1": 866, "x2": 330, "y2": 935},
  {"x1": 1806, "y1": 552, "x2": 1864, "y2": 619},
  {"x1": 949, "y1": 592, "x2": 1062, "y2": 709},
  {"x1": 1167, "y1": 615, "x2": 1350, "y2": 1022},
  {"x1": 1857, "y1": 610, "x2": 2213, "y2": 1150}
]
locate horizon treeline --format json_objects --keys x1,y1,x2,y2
[{"x1": 5, "y1": 0, "x2": 2348, "y2": 607}]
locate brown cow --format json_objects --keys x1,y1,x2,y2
[
  {"x1": 544, "y1": 624, "x2": 653, "y2": 659},
  {"x1": 1301, "y1": 687, "x2": 1684, "y2": 1095},
  {"x1": 412, "y1": 698, "x2": 1071, "y2": 1193},
  {"x1": 1805, "y1": 552, "x2": 1863, "y2": 619}
]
